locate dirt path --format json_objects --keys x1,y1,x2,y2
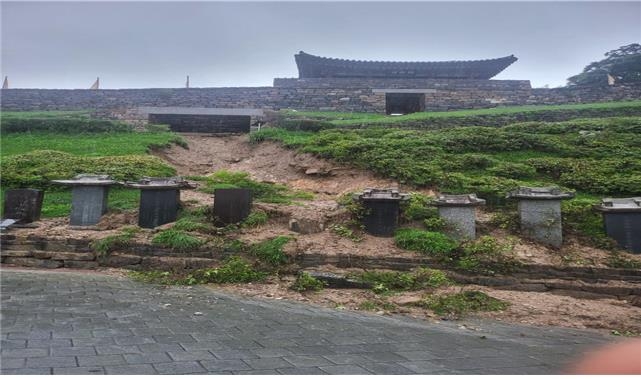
[{"x1": 154, "y1": 133, "x2": 411, "y2": 199}]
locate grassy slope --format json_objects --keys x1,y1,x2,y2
[
  {"x1": 1, "y1": 132, "x2": 182, "y2": 157},
  {"x1": 0, "y1": 111, "x2": 181, "y2": 217},
  {"x1": 284, "y1": 100, "x2": 641, "y2": 126}
]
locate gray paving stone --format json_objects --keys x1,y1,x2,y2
[
  {"x1": 53, "y1": 366, "x2": 106, "y2": 375},
  {"x1": 153, "y1": 333, "x2": 197, "y2": 344},
  {"x1": 95, "y1": 344, "x2": 142, "y2": 355},
  {"x1": 153, "y1": 361, "x2": 207, "y2": 374},
  {"x1": 277, "y1": 366, "x2": 328, "y2": 375},
  {"x1": 251, "y1": 347, "x2": 294, "y2": 358},
  {"x1": 1, "y1": 357, "x2": 25, "y2": 369},
  {"x1": 113, "y1": 335, "x2": 155, "y2": 345},
  {"x1": 105, "y1": 364, "x2": 158, "y2": 375},
  {"x1": 77, "y1": 354, "x2": 126, "y2": 367},
  {"x1": 283, "y1": 354, "x2": 333, "y2": 367},
  {"x1": 1, "y1": 270, "x2": 614, "y2": 377},
  {"x1": 231, "y1": 369, "x2": 280, "y2": 375},
  {"x1": 211, "y1": 349, "x2": 259, "y2": 360},
  {"x1": 2, "y1": 368, "x2": 52, "y2": 375},
  {"x1": 71, "y1": 337, "x2": 116, "y2": 347},
  {"x1": 26, "y1": 356, "x2": 77, "y2": 368},
  {"x1": 1, "y1": 348, "x2": 49, "y2": 358},
  {"x1": 200, "y1": 358, "x2": 252, "y2": 372},
  {"x1": 51, "y1": 345, "x2": 97, "y2": 358},
  {"x1": 1, "y1": 339, "x2": 27, "y2": 349},
  {"x1": 168, "y1": 350, "x2": 215, "y2": 361},
  {"x1": 361, "y1": 351, "x2": 408, "y2": 362},
  {"x1": 360, "y1": 361, "x2": 416, "y2": 374},
  {"x1": 287, "y1": 345, "x2": 334, "y2": 356},
  {"x1": 244, "y1": 357, "x2": 295, "y2": 370},
  {"x1": 179, "y1": 341, "x2": 223, "y2": 351},
  {"x1": 27, "y1": 338, "x2": 72, "y2": 348},
  {"x1": 322, "y1": 354, "x2": 372, "y2": 365},
  {"x1": 137, "y1": 342, "x2": 185, "y2": 353},
  {"x1": 123, "y1": 352, "x2": 173, "y2": 364},
  {"x1": 319, "y1": 364, "x2": 371, "y2": 374}
]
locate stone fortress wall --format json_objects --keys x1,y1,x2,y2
[{"x1": 2, "y1": 78, "x2": 641, "y2": 115}]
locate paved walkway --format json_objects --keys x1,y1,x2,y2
[{"x1": 1, "y1": 269, "x2": 613, "y2": 375}]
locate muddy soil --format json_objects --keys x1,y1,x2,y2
[{"x1": 210, "y1": 277, "x2": 641, "y2": 336}]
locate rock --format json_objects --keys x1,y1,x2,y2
[
  {"x1": 4, "y1": 257, "x2": 62, "y2": 269},
  {"x1": 103, "y1": 254, "x2": 142, "y2": 267},
  {"x1": 64, "y1": 260, "x2": 99, "y2": 269},
  {"x1": 194, "y1": 312, "x2": 203, "y2": 316},
  {"x1": 289, "y1": 218, "x2": 324, "y2": 234}
]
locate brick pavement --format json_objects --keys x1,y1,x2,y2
[{"x1": 0, "y1": 269, "x2": 614, "y2": 374}]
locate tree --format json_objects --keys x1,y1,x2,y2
[{"x1": 567, "y1": 43, "x2": 641, "y2": 86}]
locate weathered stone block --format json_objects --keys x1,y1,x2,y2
[
  {"x1": 50, "y1": 252, "x2": 96, "y2": 261},
  {"x1": 0, "y1": 250, "x2": 34, "y2": 258},
  {"x1": 140, "y1": 256, "x2": 186, "y2": 271},
  {"x1": 63, "y1": 260, "x2": 99, "y2": 269},
  {"x1": 2, "y1": 189, "x2": 44, "y2": 223},
  {"x1": 184, "y1": 257, "x2": 220, "y2": 270},
  {"x1": 70, "y1": 186, "x2": 110, "y2": 226},
  {"x1": 289, "y1": 218, "x2": 324, "y2": 234},
  {"x1": 102, "y1": 254, "x2": 142, "y2": 267},
  {"x1": 4, "y1": 257, "x2": 63, "y2": 268}
]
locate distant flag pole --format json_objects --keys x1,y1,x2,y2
[
  {"x1": 90, "y1": 77, "x2": 100, "y2": 89},
  {"x1": 186, "y1": 75, "x2": 190, "y2": 88},
  {"x1": 2, "y1": 76, "x2": 8, "y2": 89}
]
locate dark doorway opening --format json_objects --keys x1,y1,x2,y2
[{"x1": 385, "y1": 93, "x2": 426, "y2": 115}]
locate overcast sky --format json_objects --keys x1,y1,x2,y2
[{"x1": 1, "y1": 1, "x2": 639, "y2": 89}]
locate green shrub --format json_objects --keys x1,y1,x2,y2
[
  {"x1": 458, "y1": 236, "x2": 518, "y2": 274},
  {"x1": 1, "y1": 150, "x2": 175, "y2": 188},
  {"x1": 424, "y1": 216, "x2": 447, "y2": 231},
  {"x1": 605, "y1": 252, "x2": 641, "y2": 269},
  {"x1": 291, "y1": 272, "x2": 327, "y2": 292},
  {"x1": 401, "y1": 193, "x2": 437, "y2": 222},
  {"x1": 241, "y1": 211, "x2": 269, "y2": 228},
  {"x1": 562, "y1": 198, "x2": 613, "y2": 247},
  {"x1": 249, "y1": 236, "x2": 291, "y2": 266},
  {"x1": 356, "y1": 268, "x2": 451, "y2": 294},
  {"x1": 152, "y1": 229, "x2": 204, "y2": 252},
  {"x1": 487, "y1": 162, "x2": 537, "y2": 179},
  {"x1": 198, "y1": 170, "x2": 311, "y2": 204},
  {"x1": 421, "y1": 291, "x2": 509, "y2": 318},
  {"x1": 91, "y1": 227, "x2": 139, "y2": 257},
  {"x1": 329, "y1": 223, "x2": 363, "y2": 242},
  {"x1": 183, "y1": 256, "x2": 267, "y2": 284},
  {"x1": 0, "y1": 116, "x2": 134, "y2": 133},
  {"x1": 394, "y1": 229, "x2": 459, "y2": 258},
  {"x1": 278, "y1": 118, "x2": 334, "y2": 132}
]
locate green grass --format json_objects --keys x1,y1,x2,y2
[
  {"x1": 420, "y1": 291, "x2": 509, "y2": 318},
  {"x1": 193, "y1": 170, "x2": 313, "y2": 204},
  {"x1": 1, "y1": 131, "x2": 183, "y2": 157},
  {"x1": 151, "y1": 229, "x2": 205, "y2": 252},
  {"x1": 284, "y1": 100, "x2": 641, "y2": 127}
]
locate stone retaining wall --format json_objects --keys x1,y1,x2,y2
[
  {"x1": 4, "y1": 79, "x2": 637, "y2": 115},
  {"x1": 2, "y1": 234, "x2": 640, "y2": 301}
]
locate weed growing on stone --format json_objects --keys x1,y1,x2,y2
[
  {"x1": 420, "y1": 290, "x2": 509, "y2": 318},
  {"x1": 241, "y1": 211, "x2": 269, "y2": 228},
  {"x1": 249, "y1": 236, "x2": 292, "y2": 266},
  {"x1": 356, "y1": 268, "x2": 451, "y2": 294},
  {"x1": 329, "y1": 222, "x2": 363, "y2": 242},
  {"x1": 291, "y1": 272, "x2": 326, "y2": 292},
  {"x1": 394, "y1": 229, "x2": 459, "y2": 258},
  {"x1": 151, "y1": 229, "x2": 204, "y2": 252},
  {"x1": 605, "y1": 252, "x2": 641, "y2": 269},
  {"x1": 458, "y1": 236, "x2": 519, "y2": 275},
  {"x1": 92, "y1": 227, "x2": 139, "y2": 258},
  {"x1": 183, "y1": 256, "x2": 267, "y2": 285},
  {"x1": 195, "y1": 170, "x2": 313, "y2": 204},
  {"x1": 401, "y1": 193, "x2": 437, "y2": 222}
]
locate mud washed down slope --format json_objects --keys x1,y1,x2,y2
[{"x1": 146, "y1": 133, "x2": 641, "y2": 335}]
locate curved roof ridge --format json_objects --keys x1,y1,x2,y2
[{"x1": 297, "y1": 51, "x2": 516, "y2": 65}]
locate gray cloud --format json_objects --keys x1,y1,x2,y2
[{"x1": 1, "y1": 1, "x2": 639, "y2": 89}]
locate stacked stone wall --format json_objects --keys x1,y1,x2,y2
[{"x1": 1, "y1": 80, "x2": 640, "y2": 115}]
